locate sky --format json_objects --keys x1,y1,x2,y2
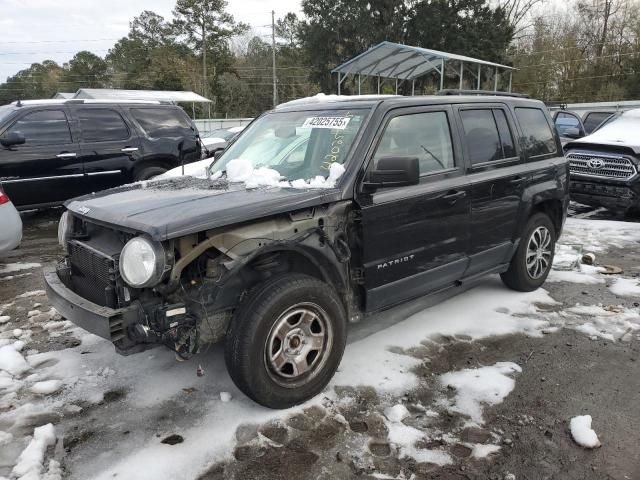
[{"x1": 0, "y1": 0, "x2": 302, "y2": 83}]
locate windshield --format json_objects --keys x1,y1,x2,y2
[{"x1": 210, "y1": 108, "x2": 368, "y2": 187}]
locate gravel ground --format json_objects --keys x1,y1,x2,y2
[{"x1": 1, "y1": 206, "x2": 639, "y2": 480}]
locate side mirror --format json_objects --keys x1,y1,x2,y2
[
  {"x1": 0, "y1": 132, "x2": 25, "y2": 147},
  {"x1": 563, "y1": 127, "x2": 583, "y2": 139},
  {"x1": 364, "y1": 156, "x2": 420, "y2": 191},
  {"x1": 213, "y1": 149, "x2": 224, "y2": 160}
]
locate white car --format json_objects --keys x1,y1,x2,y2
[{"x1": 0, "y1": 188, "x2": 22, "y2": 254}]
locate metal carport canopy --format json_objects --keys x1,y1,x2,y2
[{"x1": 331, "y1": 41, "x2": 515, "y2": 94}]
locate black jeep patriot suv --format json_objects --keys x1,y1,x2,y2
[
  {"x1": 0, "y1": 99, "x2": 200, "y2": 209},
  {"x1": 45, "y1": 94, "x2": 568, "y2": 408}
]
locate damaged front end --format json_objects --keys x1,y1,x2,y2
[{"x1": 45, "y1": 202, "x2": 354, "y2": 357}]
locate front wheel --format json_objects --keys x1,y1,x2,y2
[
  {"x1": 225, "y1": 274, "x2": 347, "y2": 409},
  {"x1": 501, "y1": 212, "x2": 556, "y2": 292}
]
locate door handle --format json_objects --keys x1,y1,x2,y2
[
  {"x1": 121, "y1": 147, "x2": 139, "y2": 153},
  {"x1": 56, "y1": 152, "x2": 77, "y2": 158},
  {"x1": 510, "y1": 176, "x2": 525, "y2": 184},
  {"x1": 442, "y1": 190, "x2": 466, "y2": 205}
]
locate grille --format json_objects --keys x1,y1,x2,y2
[
  {"x1": 68, "y1": 240, "x2": 118, "y2": 308},
  {"x1": 568, "y1": 152, "x2": 637, "y2": 180}
]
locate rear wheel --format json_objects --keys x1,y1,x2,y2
[
  {"x1": 225, "y1": 274, "x2": 347, "y2": 409},
  {"x1": 501, "y1": 212, "x2": 556, "y2": 292},
  {"x1": 134, "y1": 166, "x2": 167, "y2": 181}
]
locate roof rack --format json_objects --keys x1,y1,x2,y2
[
  {"x1": 437, "y1": 89, "x2": 529, "y2": 98},
  {"x1": 12, "y1": 99, "x2": 166, "y2": 107}
]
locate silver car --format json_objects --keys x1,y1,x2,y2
[{"x1": 0, "y1": 188, "x2": 22, "y2": 253}]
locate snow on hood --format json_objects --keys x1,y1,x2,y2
[
  {"x1": 226, "y1": 158, "x2": 345, "y2": 189},
  {"x1": 159, "y1": 157, "x2": 345, "y2": 190},
  {"x1": 155, "y1": 158, "x2": 216, "y2": 180},
  {"x1": 571, "y1": 109, "x2": 640, "y2": 149}
]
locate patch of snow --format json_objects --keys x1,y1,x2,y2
[
  {"x1": 440, "y1": 362, "x2": 522, "y2": 424},
  {"x1": 30, "y1": 380, "x2": 63, "y2": 395},
  {"x1": 0, "y1": 263, "x2": 41, "y2": 275},
  {"x1": 384, "y1": 404, "x2": 410, "y2": 423},
  {"x1": 471, "y1": 443, "x2": 501, "y2": 458},
  {"x1": 561, "y1": 218, "x2": 640, "y2": 253},
  {"x1": 385, "y1": 420, "x2": 451, "y2": 466},
  {"x1": 608, "y1": 277, "x2": 640, "y2": 297},
  {"x1": 546, "y1": 263, "x2": 605, "y2": 284},
  {"x1": 0, "y1": 430, "x2": 13, "y2": 445},
  {"x1": 156, "y1": 158, "x2": 217, "y2": 180},
  {"x1": 13, "y1": 329, "x2": 23, "y2": 338},
  {"x1": 227, "y1": 126, "x2": 246, "y2": 133},
  {"x1": 0, "y1": 316, "x2": 10, "y2": 324},
  {"x1": 0, "y1": 272, "x2": 32, "y2": 281},
  {"x1": 11, "y1": 423, "x2": 57, "y2": 479},
  {"x1": 570, "y1": 415, "x2": 601, "y2": 448},
  {"x1": 16, "y1": 290, "x2": 46, "y2": 299},
  {"x1": 219, "y1": 392, "x2": 232, "y2": 402},
  {"x1": 0, "y1": 344, "x2": 31, "y2": 376}
]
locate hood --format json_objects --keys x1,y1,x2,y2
[
  {"x1": 566, "y1": 113, "x2": 640, "y2": 154},
  {"x1": 65, "y1": 177, "x2": 342, "y2": 241}
]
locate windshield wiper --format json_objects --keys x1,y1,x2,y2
[{"x1": 420, "y1": 145, "x2": 445, "y2": 170}]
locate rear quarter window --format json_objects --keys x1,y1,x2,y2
[
  {"x1": 131, "y1": 108, "x2": 192, "y2": 137},
  {"x1": 514, "y1": 107, "x2": 557, "y2": 158}
]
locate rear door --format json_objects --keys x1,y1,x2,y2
[
  {"x1": 0, "y1": 108, "x2": 82, "y2": 207},
  {"x1": 582, "y1": 111, "x2": 615, "y2": 134},
  {"x1": 357, "y1": 106, "x2": 471, "y2": 311},
  {"x1": 456, "y1": 104, "x2": 525, "y2": 276},
  {"x1": 74, "y1": 106, "x2": 140, "y2": 193}
]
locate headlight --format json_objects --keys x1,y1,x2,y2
[
  {"x1": 119, "y1": 237, "x2": 167, "y2": 288},
  {"x1": 57, "y1": 211, "x2": 72, "y2": 251}
]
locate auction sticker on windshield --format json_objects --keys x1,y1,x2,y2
[{"x1": 302, "y1": 116, "x2": 351, "y2": 129}]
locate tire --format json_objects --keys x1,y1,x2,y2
[
  {"x1": 501, "y1": 212, "x2": 556, "y2": 292},
  {"x1": 225, "y1": 274, "x2": 347, "y2": 409},
  {"x1": 134, "y1": 166, "x2": 167, "y2": 181}
]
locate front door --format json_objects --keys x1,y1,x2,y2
[
  {"x1": 456, "y1": 106, "x2": 525, "y2": 276},
  {"x1": 73, "y1": 107, "x2": 139, "y2": 193},
  {"x1": 357, "y1": 107, "x2": 471, "y2": 312},
  {"x1": 0, "y1": 108, "x2": 82, "y2": 208}
]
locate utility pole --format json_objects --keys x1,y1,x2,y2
[
  {"x1": 202, "y1": 24, "x2": 207, "y2": 99},
  {"x1": 272, "y1": 10, "x2": 278, "y2": 107}
]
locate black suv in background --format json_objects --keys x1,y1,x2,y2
[
  {"x1": 0, "y1": 99, "x2": 201, "y2": 209},
  {"x1": 45, "y1": 94, "x2": 568, "y2": 408}
]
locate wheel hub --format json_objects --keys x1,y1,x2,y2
[{"x1": 264, "y1": 303, "x2": 333, "y2": 388}]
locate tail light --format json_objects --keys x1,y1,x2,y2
[{"x1": 0, "y1": 189, "x2": 9, "y2": 205}]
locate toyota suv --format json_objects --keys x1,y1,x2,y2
[
  {"x1": 0, "y1": 99, "x2": 201, "y2": 209},
  {"x1": 564, "y1": 109, "x2": 640, "y2": 214},
  {"x1": 45, "y1": 94, "x2": 568, "y2": 408}
]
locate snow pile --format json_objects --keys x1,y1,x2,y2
[
  {"x1": 471, "y1": 443, "x2": 501, "y2": 458},
  {"x1": 157, "y1": 159, "x2": 217, "y2": 180},
  {"x1": 385, "y1": 418, "x2": 452, "y2": 466},
  {"x1": 0, "y1": 263, "x2": 42, "y2": 275},
  {"x1": 30, "y1": 380, "x2": 63, "y2": 395},
  {"x1": 0, "y1": 344, "x2": 31, "y2": 375},
  {"x1": 440, "y1": 362, "x2": 522, "y2": 424},
  {"x1": 219, "y1": 391, "x2": 232, "y2": 402},
  {"x1": 546, "y1": 263, "x2": 605, "y2": 284},
  {"x1": 561, "y1": 218, "x2": 640, "y2": 253},
  {"x1": 0, "y1": 315, "x2": 10, "y2": 324},
  {"x1": 561, "y1": 304, "x2": 639, "y2": 341},
  {"x1": 608, "y1": 277, "x2": 640, "y2": 297},
  {"x1": 16, "y1": 290, "x2": 46, "y2": 299},
  {"x1": 11, "y1": 423, "x2": 57, "y2": 479},
  {"x1": 570, "y1": 415, "x2": 601, "y2": 448},
  {"x1": 276, "y1": 93, "x2": 398, "y2": 109},
  {"x1": 225, "y1": 158, "x2": 345, "y2": 190},
  {"x1": 384, "y1": 404, "x2": 410, "y2": 423}
]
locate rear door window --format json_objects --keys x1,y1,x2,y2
[
  {"x1": 77, "y1": 108, "x2": 130, "y2": 142},
  {"x1": 7, "y1": 110, "x2": 72, "y2": 145},
  {"x1": 131, "y1": 108, "x2": 192, "y2": 137},
  {"x1": 583, "y1": 112, "x2": 614, "y2": 134},
  {"x1": 460, "y1": 108, "x2": 516, "y2": 165},
  {"x1": 514, "y1": 107, "x2": 557, "y2": 157}
]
